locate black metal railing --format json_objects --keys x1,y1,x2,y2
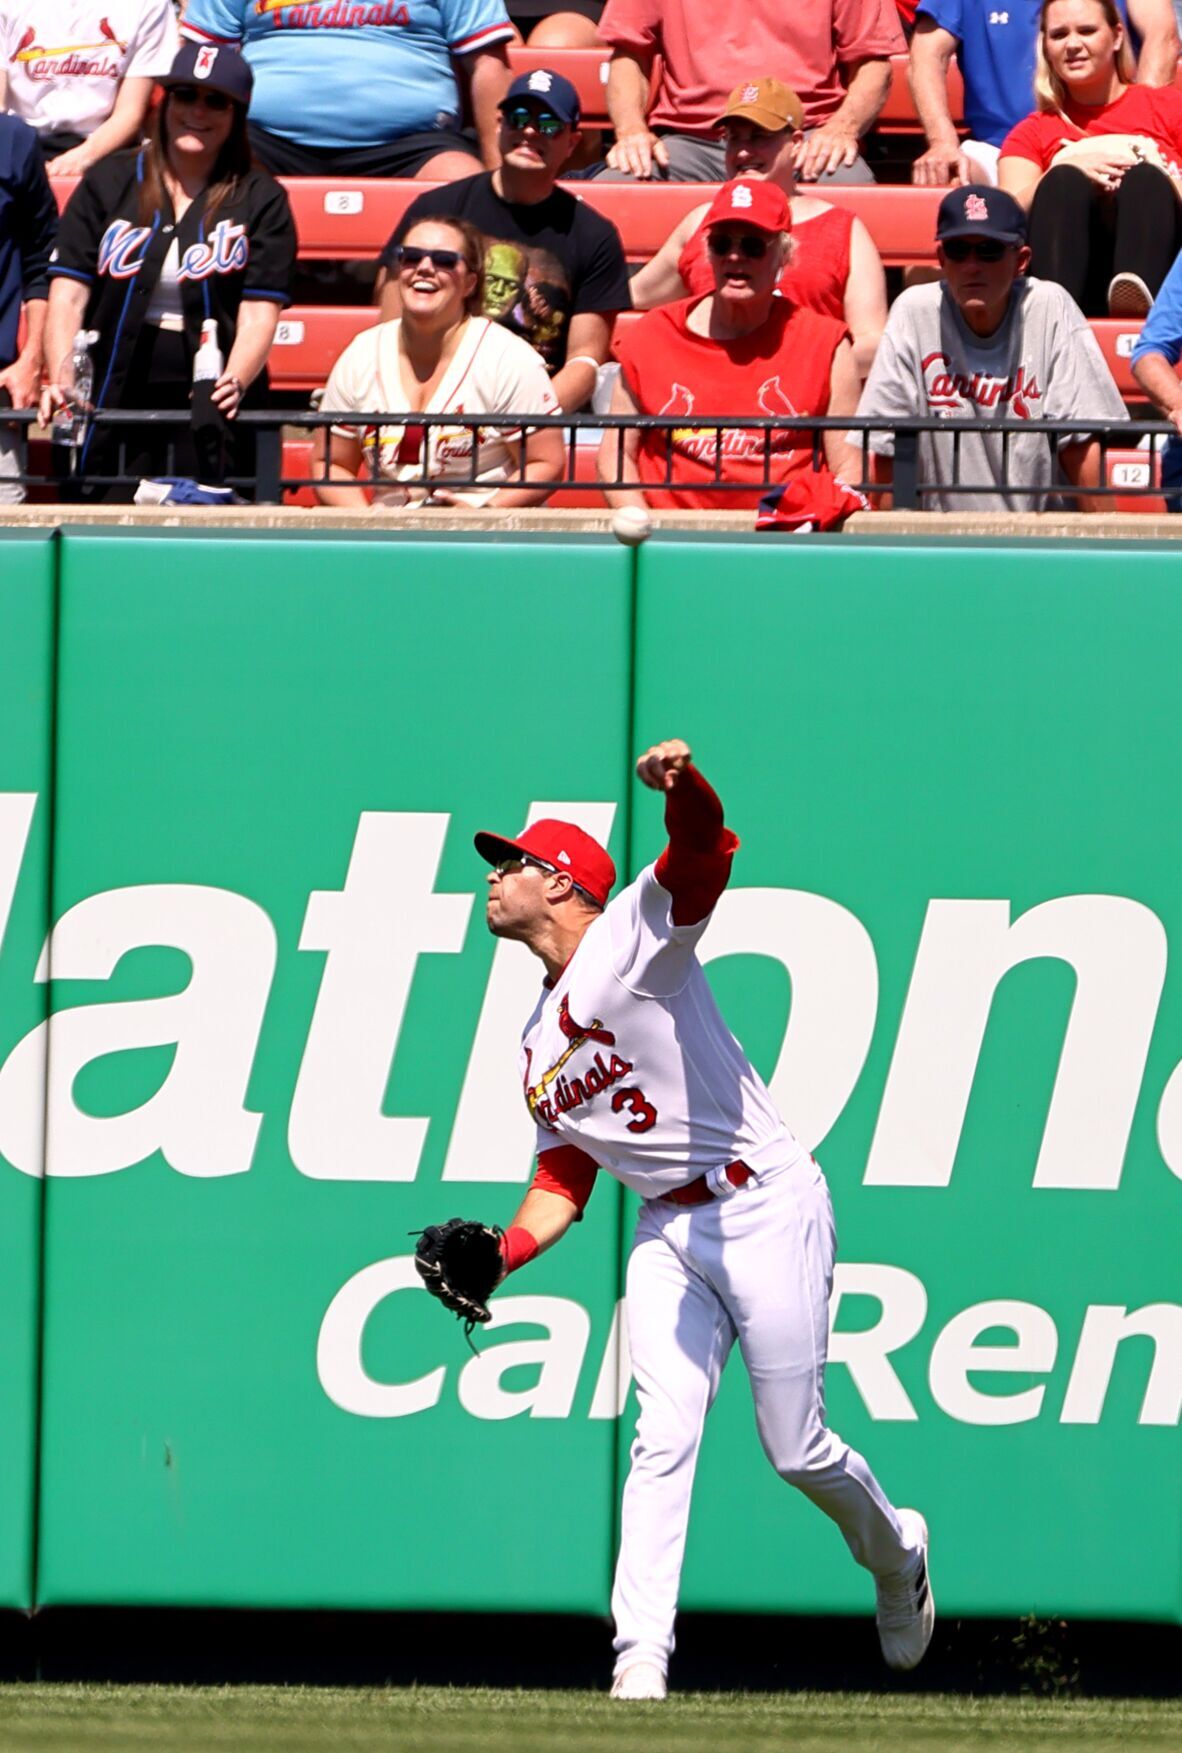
[{"x1": 1, "y1": 408, "x2": 1177, "y2": 510}]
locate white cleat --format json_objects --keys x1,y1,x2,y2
[
  {"x1": 876, "y1": 1508, "x2": 934, "y2": 1672},
  {"x1": 609, "y1": 1661, "x2": 668, "y2": 1701}
]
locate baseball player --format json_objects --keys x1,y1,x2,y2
[{"x1": 476, "y1": 739, "x2": 933, "y2": 1700}]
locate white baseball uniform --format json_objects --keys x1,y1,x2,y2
[{"x1": 517, "y1": 768, "x2": 917, "y2": 1676}]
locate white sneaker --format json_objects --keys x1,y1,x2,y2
[
  {"x1": 609, "y1": 1661, "x2": 668, "y2": 1701},
  {"x1": 1108, "y1": 272, "x2": 1153, "y2": 318},
  {"x1": 875, "y1": 1509, "x2": 934, "y2": 1672}
]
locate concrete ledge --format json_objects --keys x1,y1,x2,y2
[{"x1": 0, "y1": 506, "x2": 1178, "y2": 539}]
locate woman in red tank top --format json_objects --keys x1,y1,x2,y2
[
  {"x1": 599, "y1": 180, "x2": 863, "y2": 513},
  {"x1": 628, "y1": 79, "x2": 887, "y2": 375}
]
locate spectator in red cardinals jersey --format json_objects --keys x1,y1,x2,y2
[
  {"x1": 999, "y1": 0, "x2": 1182, "y2": 315},
  {"x1": 597, "y1": 179, "x2": 863, "y2": 513},
  {"x1": 0, "y1": 2, "x2": 179, "y2": 179},
  {"x1": 628, "y1": 78, "x2": 886, "y2": 376}
]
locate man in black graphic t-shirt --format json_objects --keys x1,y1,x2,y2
[{"x1": 378, "y1": 69, "x2": 631, "y2": 411}]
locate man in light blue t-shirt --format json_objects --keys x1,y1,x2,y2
[
  {"x1": 181, "y1": 0, "x2": 514, "y2": 179},
  {"x1": 908, "y1": 0, "x2": 1178, "y2": 187}
]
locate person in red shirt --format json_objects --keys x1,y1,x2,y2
[
  {"x1": 595, "y1": 0, "x2": 904, "y2": 184},
  {"x1": 999, "y1": 0, "x2": 1182, "y2": 315},
  {"x1": 628, "y1": 78, "x2": 887, "y2": 376},
  {"x1": 597, "y1": 179, "x2": 863, "y2": 512}
]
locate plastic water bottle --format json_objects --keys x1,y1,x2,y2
[{"x1": 52, "y1": 329, "x2": 98, "y2": 450}]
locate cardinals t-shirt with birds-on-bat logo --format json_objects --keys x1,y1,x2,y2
[
  {"x1": 612, "y1": 295, "x2": 851, "y2": 510},
  {"x1": 0, "y1": 1, "x2": 178, "y2": 140}
]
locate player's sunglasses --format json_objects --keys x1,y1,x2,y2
[
  {"x1": 393, "y1": 245, "x2": 465, "y2": 271},
  {"x1": 493, "y1": 855, "x2": 597, "y2": 903},
  {"x1": 169, "y1": 85, "x2": 233, "y2": 111},
  {"x1": 501, "y1": 104, "x2": 566, "y2": 137},
  {"x1": 941, "y1": 238, "x2": 1009, "y2": 263},
  {"x1": 707, "y1": 232, "x2": 772, "y2": 260},
  {"x1": 493, "y1": 855, "x2": 554, "y2": 877}
]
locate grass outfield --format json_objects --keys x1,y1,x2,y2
[{"x1": 0, "y1": 1688, "x2": 1178, "y2": 1753}]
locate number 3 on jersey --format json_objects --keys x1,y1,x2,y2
[{"x1": 611, "y1": 1086, "x2": 657, "y2": 1133}]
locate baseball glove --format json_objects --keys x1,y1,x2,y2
[{"x1": 413, "y1": 1218, "x2": 505, "y2": 1336}]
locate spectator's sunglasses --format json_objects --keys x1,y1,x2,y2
[
  {"x1": 169, "y1": 84, "x2": 233, "y2": 111},
  {"x1": 707, "y1": 232, "x2": 772, "y2": 260},
  {"x1": 501, "y1": 104, "x2": 565, "y2": 137},
  {"x1": 393, "y1": 245, "x2": 465, "y2": 271},
  {"x1": 941, "y1": 238, "x2": 1009, "y2": 263}
]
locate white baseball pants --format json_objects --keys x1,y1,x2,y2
[{"x1": 611, "y1": 1156, "x2": 914, "y2": 1674}]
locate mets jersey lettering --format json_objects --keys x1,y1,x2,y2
[{"x1": 97, "y1": 218, "x2": 251, "y2": 281}]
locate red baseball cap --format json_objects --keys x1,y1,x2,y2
[
  {"x1": 703, "y1": 178, "x2": 791, "y2": 235},
  {"x1": 474, "y1": 820, "x2": 616, "y2": 907}
]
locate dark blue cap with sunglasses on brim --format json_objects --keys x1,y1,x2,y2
[
  {"x1": 160, "y1": 41, "x2": 254, "y2": 109},
  {"x1": 936, "y1": 185, "x2": 1026, "y2": 246},
  {"x1": 499, "y1": 68, "x2": 581, "y2": 128}
]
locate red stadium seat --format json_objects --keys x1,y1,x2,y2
[
  {"x1": 1090, "y1": 319, "x2": 1148, "y2": 398},
  {"x1": 877, "y1": 54, "x2": 964, "y2": 131},
  {"x1": 507, "y1": 45, "x2": 612, "y2": 124},
  {"x1": 270, "y1": 305, "x2": 379, "y2": 389},
  {"x1": 1102, "y1": 446, "x2": 1165, "y2": 513}
]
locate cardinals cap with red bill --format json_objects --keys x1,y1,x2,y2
[
  {"x1": 474, "y1": 820, "x2": 616, "y2": 907},
  {"x1": 702, "y1": 179, "x2": 791, "y2": 235}
]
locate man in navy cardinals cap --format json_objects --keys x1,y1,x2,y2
[
  {"x1": 855, "y1": 182, "x2": 1127, "y2": 512},
  {"x1": 378, "y1": 65, "x2": 631, "y2": 413}
]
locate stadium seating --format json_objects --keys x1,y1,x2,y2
[
  {"x1": 266, "y1": 305, "x2": 1147, "y2": 396},
  {"x1": 51, "y1": 177, "x2": 946, "y2": 267},
  {"x1": 503, "y1": 47, "x2": 963, "y2": 134},
  {"x1": 507, "y1": 46, "x2": 612, "y2": 124}
]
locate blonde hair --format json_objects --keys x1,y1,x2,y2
[{"x1": 1034, "y1": 0, "x2": 1136, "y2": 112}]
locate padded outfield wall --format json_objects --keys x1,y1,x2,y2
[{"x1": 0, "y1": 529, "x2": 1178, "y2": 1621}]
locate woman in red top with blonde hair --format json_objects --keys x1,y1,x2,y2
[
  {"x1": 598, "y1": 179, "x2": 863, "y2": 515},
  {"x1": 627, "y1": 79, "x2": 887, "y2": 376},
  {"x1": 998, "y1": 0, "x2": 1182, "y2": 315}
]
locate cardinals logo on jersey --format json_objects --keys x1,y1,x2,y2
[
  {"x1": 11, "y1": 17, "x2": 126, "y2": 70},
  {"x1": 757, "y1": 376, "x2": 800, "y2": 418},
  {"x1": 254, "y1": 0, "x2": 412, "y2": 21},
  {"x1": 921, "y1": 350, "x2": 1042, "y2": 417},
  {"x1": 523, "y1": 1001, "x2": 633, "y2": 1129}
]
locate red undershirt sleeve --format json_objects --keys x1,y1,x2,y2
[
  {"x1": 533, "y1": 1143, "x2": 599, "y2": 1216},
  {"x1": 653, "y1": 763, "x2": 740, "y2": 925}
]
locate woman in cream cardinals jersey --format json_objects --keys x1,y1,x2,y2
[{"x1": 316, "y1": 216, "x2": 564, "y2": 510}]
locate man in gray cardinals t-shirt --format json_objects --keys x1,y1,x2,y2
[{"x1": 855, "y1": 185, "x2": 1127, "y2": 512}]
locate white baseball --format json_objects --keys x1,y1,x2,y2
[{"x1": 611, "y1": 506, "x2": 653, "y2": 546}]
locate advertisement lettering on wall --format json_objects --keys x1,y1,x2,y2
[{"x1": 2, "y1": 797, "x2": 1178, "y2": 1433}]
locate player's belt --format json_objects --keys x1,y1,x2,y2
[{"x1": 660, "y1": 1161, "x2": 753, "y2": 1206}]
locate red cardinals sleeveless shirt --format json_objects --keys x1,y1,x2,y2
[
  {"x1": 613, "y1": 295, "x2": 850, "y2": 510},
  {"x1": 677, "y1": 204, "x2": 854, "y2": 318}
]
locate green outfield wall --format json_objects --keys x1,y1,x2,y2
[
  {"x1": 0, "y1": 530, "x2": 1179, "y2": 1623},
  {"x1": 0, "y1": 535, "x2": 54, "y2": 1609}
]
